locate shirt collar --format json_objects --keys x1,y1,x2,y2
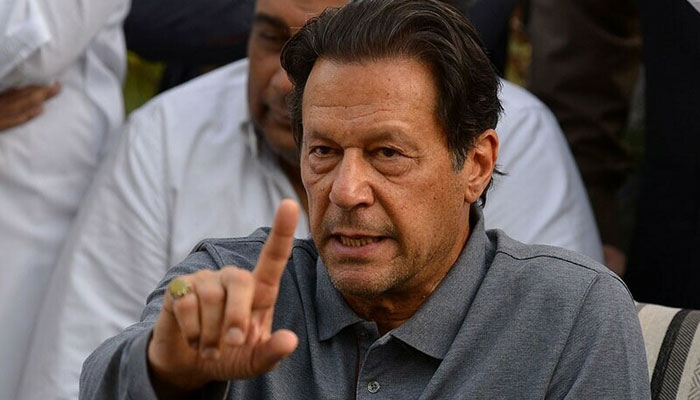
[
  {"x1": 314, "y1": 205, "x2": 493, "y2": 356},
  {"x1": 316, "y1": 256, "x2": 364, "y2": 341},
  {"x1": 391, "y1": 205, "x2": 492, "y2": 359},
  {"x1": 240, "y1": 119, "x2": 258, "y2": 156}
]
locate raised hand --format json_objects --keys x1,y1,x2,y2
[
  {"x1": 0, "y1": 84, "x2": 61, "y2": 131},
  {"x1": 147, "y1": 199, "x2": 301, "y2": 395}
]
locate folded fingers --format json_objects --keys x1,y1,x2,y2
[{"x1": 167, "y1": 266, "x2": 257, "y2": 357}]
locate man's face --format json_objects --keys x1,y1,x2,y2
[
  {"x1": 247, "y1": 0, "x2": 347, "y2": 166},
  {"x1": 301, "y1": 58, "x2": 475, "y2": 299}
]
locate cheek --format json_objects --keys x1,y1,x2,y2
[
  {"x1": 395, "y1": 174, "x2": 466, "y2": 240},
  {"x1": 247, "y1": 52, "x2": 276, "y2": 104},
  {"x1": 301, "y1": 163, "x2": 329, "y2": 215},
  {"x1": 300, "y1": 160, "x2": 318, "y2": 191},
  {"x1": 247, "y1": 74, "x2": 264, "y2": 118}
]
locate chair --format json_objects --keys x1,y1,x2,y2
[{"x1": 637, "y1": 303, "x2": 700, "y2": 399}]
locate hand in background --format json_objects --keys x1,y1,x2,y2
[
  {"x1": 0, "y1": 83, "x2": 61, "y2": 131},
  {"x1": 603, "y1": 244, "x2": 627, "y2": 277}
]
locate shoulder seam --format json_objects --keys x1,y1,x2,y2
[
  {"x1": 495, "y1": 249, "x2": 599, "y2": 272},
  {"x1": 495, "y1": 249, "x2": 633, "y2": 300},
  {"x1": 196, "y1": 237, "x2": 318, "y2": 268}
]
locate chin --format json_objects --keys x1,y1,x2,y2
[{"x1": 326, "y1": 265, "x2": 394, "y2": 299}]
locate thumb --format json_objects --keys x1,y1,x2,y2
[{"x1": 251, "y1": 329, "x2": 298, "y2": 374}]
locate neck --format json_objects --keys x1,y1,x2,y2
[{"x1": 344, "y1": 260, "x2": 454, "y2": 336}]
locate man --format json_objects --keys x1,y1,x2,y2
[
  {"x1": 21, "y1": 0, "x2": 602, "y2": 398},
  {"x1": 0, "y1": 0, "x2": 129, "y2": 399},
  {"x1": 81, "y1": 1, "x2": 648, "y2": 398}
]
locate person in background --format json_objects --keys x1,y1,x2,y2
[
  {"x1": 20, "y1": 0, "x2": 601, "y2": 398},
  {"x1": 81, "y1": 1, "x2": 648, "y2": 398},
  {"x1": 527, "y1": 0, "x2": 642, "y2": 274},
  {"x1": 0, "y1": 1, "x2": 130, "y2": 399},
  {"x1": 123, "y1": 0, "x2": 254, "y2": 92},
  {"x1": 121, "y1": 0, "x2": 512, "y2": 92}
]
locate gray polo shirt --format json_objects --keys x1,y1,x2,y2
[{"x1": 81, "y1": 207, "x2": 651, "y2": 399}]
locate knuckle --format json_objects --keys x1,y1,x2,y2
[
  {"x1": 224, "y1": 307, "x2": 247, "y2": 326},
  {"x1": 222, "y1": 266, "x2": 254, "y2": 286},
  {"x1": 198, "y1": 284, "x2": 225, "y2": 304},
  {"x1": 220, "y1": 265, "x2": 241, "y2": 279},
  {"x1": 194, "y1": 269, "x2": 215, "y2": 280}
]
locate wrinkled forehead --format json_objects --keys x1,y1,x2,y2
[
  {"x1": 254, "y1": 0, "x2": 348, "y2": 30},
  {"x1": 301, "y1": 58, "x2": 442, "y2": 142},
  {"x1": 304, "y1": 58, "x2": 437, "y2": 110}
]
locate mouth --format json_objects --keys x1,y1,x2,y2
[
  {"x1": 326, "y1": 232, "x2": 390, "y2": 260},
  {"x1": 337, "y1": 235, "x2": 382, "y2": 247}
]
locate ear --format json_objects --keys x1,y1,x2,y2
[{"x1": 464, "y1": 129, "x2": 499, "y2": 204}]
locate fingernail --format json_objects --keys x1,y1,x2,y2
[
  {"x1": 225, "y1": 327, "x2": 245, "y2": 345},
  {"x1": 201, "y1": 347, "x2": 220, "y2": 360}
]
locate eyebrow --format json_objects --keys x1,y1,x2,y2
[
  {"x1": 305, "y1": 128, "x2": 420, "y2": 150},
  {"x1": 252, "y1": 13, "x2": 289, "y2": 31}
]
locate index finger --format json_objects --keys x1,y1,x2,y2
[{"x1": 253, "y1": 199, "x2": 300, "y2": 289}]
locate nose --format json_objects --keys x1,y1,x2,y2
[
  {"x1": 329, "y1": 150, "x2": 374, "y2": 210},
  {"x1": 270, "y1": 66, "x2": 293, "y2": 96}
]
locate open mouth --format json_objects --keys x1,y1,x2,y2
[{"x1": 337, "y1": 236, "x2": 381, "y2": 247}]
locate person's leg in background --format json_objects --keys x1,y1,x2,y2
[
  {"x1": 457, "y1": 0, "x2": 521, "y2": 76},
  {"x1": 625, "y1": 0, "x2": 700, "y2": 309},
  {"x1": 527, "y1": 0, "x2": 642, "y2": 275}
]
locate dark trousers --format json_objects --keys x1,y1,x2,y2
[
  {"x1": 625, "y1": 0, "x2": 700, "y2": 309},
  {"x1": 527, "y1": 0, "x2": 642, "y2": 248}
]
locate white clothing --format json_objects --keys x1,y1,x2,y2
[
  {"x1": 0, "y1": 0, "x2": 129, "y2": 399},
  {"x1": 485, "y1": 80, "x2": 603, "y2": 262},
  {"x1": 690, "y1": 0, "x2": 700, "y2": 14},
  {"x1": 22, "y1": 59, "x2": 602, "y2": 399}
]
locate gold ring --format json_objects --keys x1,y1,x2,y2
[{"x1": 167, "y1": 278, "x2": 192, "y2": 299}]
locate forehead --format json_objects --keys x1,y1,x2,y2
[
  {"x1": 302, "y1": 58, "x2": 441, "y2": 142},
  {"x1": 255, "y1": 0, "x2": 348, "y2": 29}
]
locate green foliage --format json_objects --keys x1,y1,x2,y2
[{"x1": 123, "y1": 52, "x2": 165, "y2": 115}]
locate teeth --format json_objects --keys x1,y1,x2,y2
[{"x1": 339, "y1": 236, "x2": 379, "y2": 247}]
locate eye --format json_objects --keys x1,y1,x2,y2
[
  {"x1": 258, "y1": 31, "x2": 285, "y2": 42},
  {"x1": 371, "y1": 146, "x2": 412, "y2": 176},
  {"x1": 306, "y1": 145, "x2": 339, "y2": 174},
  {"x1": 253, "y1": 27, "x2": 289, "y2": 49},
  {"x1": 311, "y1": 146, "x2": 334, "y2": 156},
  {"x1": 377, "y1": 147, "x2": 399, "y2": 158}
]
